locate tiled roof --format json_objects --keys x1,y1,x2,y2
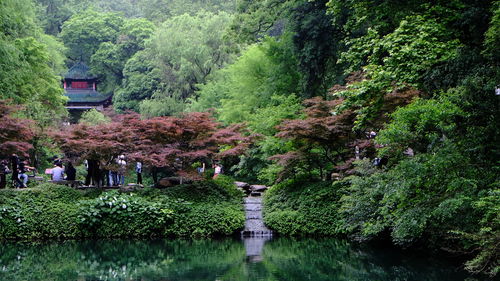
[
  {"x1": 64, "y1": 90, "x2": 112, "y2": 103},
  {"x1": 64, "y1": 62, "x2": 96, "y2": 80}
]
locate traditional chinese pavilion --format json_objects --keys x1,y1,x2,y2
[{"x1": 63, "y1": 62, "x2": 112, "y2": 112}]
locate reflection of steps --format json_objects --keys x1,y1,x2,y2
[
  {"x1": 242, "y1": 197, "x2": 273, "y2": 238},
  {"x1": 244, "y1": 236, "x2": 271, "y2": 262}
]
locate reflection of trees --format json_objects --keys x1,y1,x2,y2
[
  {"x1": 260, "y1": 238, "x2": 481, "y2": 281},
  {"x1": 0, "y1": 239, "x2": 244, "y2": 281},
  {"x1": 0, "y1": 238, "x2": 482, "y2": 281}
]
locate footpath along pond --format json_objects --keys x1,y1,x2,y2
[{"x1": 0, "y1": 237, "x2": 490, "y2": 281}]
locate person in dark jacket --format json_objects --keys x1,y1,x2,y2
[
  {"x1": 17, "y1": 160, "x2": 34, "y2": 188},
  {"x1": 10, "y1": 154, "x2": 22, "y2": 188},
  {"x1": 65, "y1": 162, "x2": 76, "y2": 181}
]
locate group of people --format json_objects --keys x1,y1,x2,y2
[
  {"x1": 48, "y1": 157, "x2": 76, "y2": 182},
  {"x1": 1, "y1": 152, "x2": 224, "y2": 189},
  {"x1": 83, "y1": 155, "x2": 143, "y2": 187},
  {"x1": 197, "y1": 162, "x2": 223, "y2": 179},
  {"x1": 0, "y1": 154, "x2": 35, "y2": 188}
]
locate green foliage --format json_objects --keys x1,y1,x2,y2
[
  {"x1": 341, "y1": 149, "x2": 479, "y2": 241},
  {"x1": 0, "y1": 180, "x2": 244, "y2": 240},
  {"x1": 78, "y1": 108, "x2": 111, "y2": 125},
  {"x1": 227, "y1": 0, "x2": 298, "y2": 43},
  {"x1": 90, "y1": 17, "x2": 155, "y2": 95},
  {"x1": 60, "y1": 9, "x2": 124, "y2": 63},
  {"x1": 139, "y1": 94, "x2": 186, "y2": 118},
  {"x1": 336, "y1": 15, "x2": 462, "y2": 128},
  {"x1": 263, "y1": 178, "x2": 345, "y2": 236},
  {"x1": 113, "y1": 50, "x2": 164, "y2": 112},
  {"x1": 339, "y1": 146, "x2": 499, "y2": 276},
  {"x1": 136, "y1": 11, "x2": 235, "y2": 117},
  {"x1": 77, "y1": 190, "x2": 174, "y2": 237},
  {"x1": 191, "y1": 35, "x2": 302, "y2": 124},
  {"x1": 35, "y1": 0, "x2": 94, "y2": 35},
  {"x1": 376, "y1": 16, "x2": 461, "y2": 86},
  {"x1": 190, "y1": 36, "x2": 303, "y2": 182},
  {"x1": 484, "y1": 1, "x2": 500, "y2": 60},
  {"x1": 37, "y1": 33, "x2": 67, "y2": 75},
  {"x1": 0, "y1": 0, "x2": 67, "y2": 125},
  {"x1": 288, "y1": 0, "x2": 343, "y2": 97},
  {"x1": 376, "y1": 93, "x2": 464, "y2": 157},
  {"x1": 0, "y1": 184, "x2": 82, "y2": 239},
  {"x1": 463, "y1": 189, "x2": 500, "y2": 276}
]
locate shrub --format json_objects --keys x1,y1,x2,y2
[
  {"x1": 0, "y1": 180, "x2": 245, "y2": 240},
  {"x1": 77, "y1": 190, "x2": 174, "y2": 238},
  {"x1": 263, "y1": 178, "x2": 345, "y2": 236}
]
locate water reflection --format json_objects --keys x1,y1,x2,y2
[
  {"x1": 0, "y1": 238, "x2": 488, "y2": 281},
  {"x1": 244, "y1": 237, "x2": 271, "y2": 263}
]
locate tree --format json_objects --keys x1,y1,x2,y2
[
  {"x1": 90, "y1": 18, "x2": 155, "y2": 95},
  {"x1": 137, "y1": 11, "x2": 234, "y2": 117},
  {"x1": 59, "y1": 10, "x2": 124, "y2": 63},
  {"x1": 271, "y1": 97, "x2": 356, "y2": 180},
  {"x1": 112, "y1": 50, "x2": 164, "y2": 112},
  {"x1": 34, "y1": 0, "x2": 93, "y2": 35},
  {"x1": 189, "y1": 35, "x2": 305, "y2": 183},
  {"x1": 0, "y1": 101, "x2": 35, "y2": 159},
  {"x1": 139, "y1": 0, "x2": 236, "y2": 22},
  {"x1": 191, "y1": 36, "x2": 301, "y2": 123},
  {"x1": 0, "y1": 0, "x2": 67, "y2": 124},
  {"x1": 53, "y1": 113, "x2": 254, "y2": 180},
  {"x1": 227, "y1": 0, "x2": 342, "y2": 97},
  {"x1": 227, "y1": 0, "x2": 298, "y2": 43},
  {"x1": 79, "y1": 109, "x2": 111, "y2": 126}
]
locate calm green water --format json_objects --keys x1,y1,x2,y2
[{"x1": 0, "y1": 237, "x2": 490, "y2": 281}]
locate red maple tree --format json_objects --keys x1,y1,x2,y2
[
  {"x1": 0, "y1": 100, "x2": 35, "y2": 159},
  {"x1": 52, "y1": 112, "x2": 253, "y2": 180},
  {"x1": 271, "y1": 82, "x2": 420, "y2": 181},
  {"x1": 271, "y1": 97, "x2": 357, "y2": 180}
]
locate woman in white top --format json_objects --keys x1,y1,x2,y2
[{"x1": 213, "y1": 164, "x2": 222, "y2": 179}]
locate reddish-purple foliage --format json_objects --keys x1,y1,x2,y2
[
  {"x1": 0, "y1": 101, "x2": 34, "y2": 158},
  {"x1": 272, "y1": 84, "x2": 420, "y2": 180},
  {"x1": 271, "y1": 97, "x2": 356, "y2": 180},
  {"x1": 53, "y1": 112, "x2": 253, "y2": 178}
]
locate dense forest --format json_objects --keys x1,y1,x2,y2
[{"x1": 0, "y1": 0, "x2": 499, "y2": 276}]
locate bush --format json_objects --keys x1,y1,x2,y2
[
  {"x1": 263, "y1": 178, "x2": 345, "y2": 236},
  {"x1": 340, "y1": 150, "x2": 499, "y2": 276},
  {"x1": 0, "y1": 180, "x2": 245, "y2": 240},
  {"x1": 0, "y1": 184, "x2": 81, "y2": 239}
]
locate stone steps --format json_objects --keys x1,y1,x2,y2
[{"x1": 241, "y1": 195, "x2": 273, "y2": 238}]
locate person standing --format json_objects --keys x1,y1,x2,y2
[
  {"x1": 84, "y1": 159, "x2": 91, "y2": 186},
  {"x1": 0, "y1": 160, "x2": 10, "y2": 189},
  {"x1": 85, "y1": 159, "x2": 101, "y2": 187},
  {"x1": 117, "y1": 155, "x2": 126, "y2": 186},
  {"x1": 10, "y1": 154, "x2": 21, "y2": 187},
  {"x1": 136, "y1": 162, "x2": 142, "y2": 185},
  {"x1": 65, "y1": 162, "x2": 76, "y2": 181},
  {"x1": 213, "y1": 163, "x2": 222, "y2": 179}
]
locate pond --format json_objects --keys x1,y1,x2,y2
[{"x1": 0, "y1": 237, "x2": 489, "y2": 281}]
